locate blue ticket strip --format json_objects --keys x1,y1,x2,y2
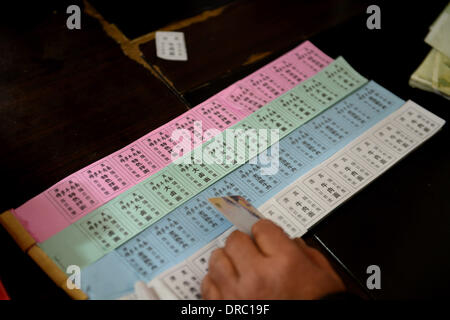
[
  {"x1": 39, "y1": 57, "x2": 366, "y2": 269},
  {"x1": 81, "y1": 80, "x2": 405, "y2": 299}
]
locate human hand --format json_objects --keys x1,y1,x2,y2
[{"x1": 201, "y1": 219, "x2": 345, "y2": 299}]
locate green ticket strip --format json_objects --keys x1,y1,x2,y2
[{"x1": 39, "y1": 57, "x2": 367, "y2": 270}]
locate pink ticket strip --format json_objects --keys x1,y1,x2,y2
[{"x1": 14, "y1": 41, "x2": 333, "y2": 242}]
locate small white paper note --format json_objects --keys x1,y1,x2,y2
[{"x1": 155, "y1": 31, "x2": 188, "y2": 61}]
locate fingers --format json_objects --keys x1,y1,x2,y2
[
  {"x1": 304, "y1": 247, "x2": 345, "y2": 291},
  {"x1": 293, "y1": 238, "x2": 345, "y2": 289},
  {"x1": 209, "y1": 247, "x2": 238, "y2": 281},
  {"x1": 294, "y1": 237, "x2": 308, "y2": 250},
  {"x1": 251, "y1": 219, "x2": 299, "y2": 256},
  {"x1": 206, "y1": 247, "x2": 239, "y2": 298},
  {"x1": 294, "y1": 237, "x2": 334, "y2": 269},
  {"x1": 224, "y1": 230, "x2": 262, "y2": 275},
  {"x1": 303, "y1": 246, "x2": 343, "y2": 281},
  {"x1": 201, "y1": 274, "x2": 222, "y2": 300}
]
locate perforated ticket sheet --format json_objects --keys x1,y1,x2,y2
[
  {"x1": 14, "y1": 41, "x2": 331, "y2": 243},
  {"x1": 38, "y1": 57, "x2": 366, "y2": 273},
  {"x1": 4, "y1": 40, "x2": 445, "y2": 301},
  {"x1": 81, "y1": 79, "x2": 413, "y2": 299},
  {"x1": 119, "y1": 99, "x2": 445, "y2": 300}
]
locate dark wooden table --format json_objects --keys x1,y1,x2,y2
[{"x1": 1, "y1": 0, "x2": 449, "y2": 299}]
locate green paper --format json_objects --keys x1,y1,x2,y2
[{"x1": 40, "y1": 57, "x2": 368, "y2": 270}]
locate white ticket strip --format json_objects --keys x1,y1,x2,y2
[{"x1": 120, "y1": 100, "x2": 445, "y2": 300}]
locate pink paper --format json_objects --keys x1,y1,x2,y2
[
  {"x1": 285, "y1": 41, "x2": 333, "y2": 77},
  {"x1": 13, "y1": 40, "x2": 333, "y2": 242},
  {"x1": 112, "y1": 144, "x2": 162, "y2": 182},
  {"x1": 243, "y1": 68, "x2": 291, "y2": 101},
  {"x1": 266, "y1": 56, "x2": 310, "y2": 88},
  {"x1": 193, "y1": 98, "x2": 241, "y2": 131},
  {"x1": 218, "y1": 82, "x2": 267, "y2": 116}
]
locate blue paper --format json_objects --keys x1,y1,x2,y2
[{"x1": 81, "y1": 81, "x2": 405, "y2": 299}]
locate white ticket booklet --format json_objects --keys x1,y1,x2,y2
[{"x1": 120, "y1": 100, "x2": 445, "y2": 300}]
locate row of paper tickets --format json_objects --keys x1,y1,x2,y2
[
  {"x1": 5, "y1": 41, "x2": 445, "y2": 300},
  {"x1": 38, "y1": 54, "x2": 367, "y2": 270},
  {"x1": 14, "y1": 40, "x2": 333, "y2": 242},
  {"x1": 119, "y1": 100, "x2": 444, "y2": 300},
  {"x1": 85, "y1": 89, "x2": 444, "y2": 299}
]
